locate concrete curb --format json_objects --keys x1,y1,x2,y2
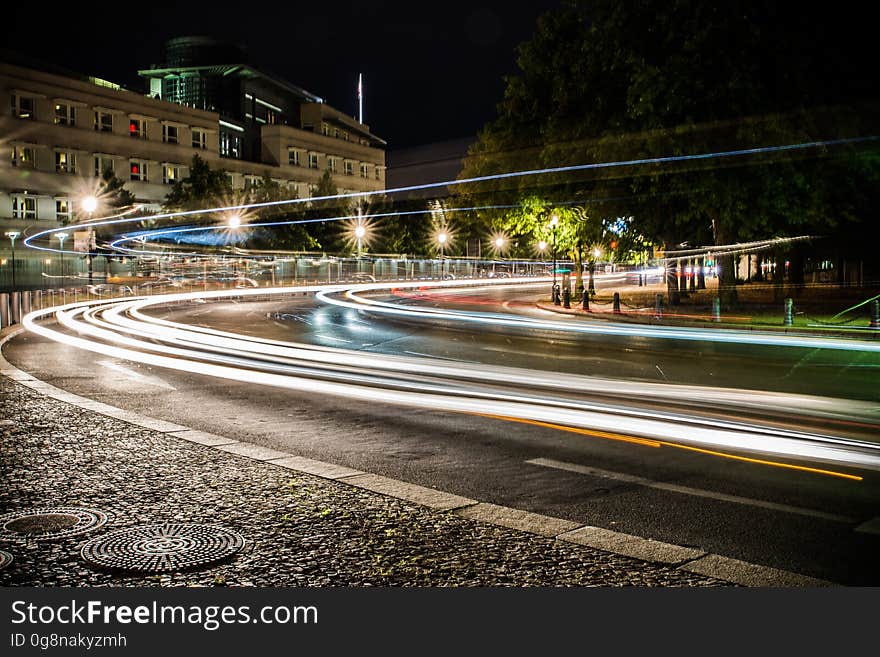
[{"x1": 0, "y1": 326, "x2": 835, "y2": 587}]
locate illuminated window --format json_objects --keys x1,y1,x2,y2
[
  {"x1": 54, "y1": 103, "x2": 76, "y2": 126},
  {"x1": 12, "y1": 145, "x2": 35, "y2": 168},
  {"x1": 129, "y1": 118, "x2": 147, "y2": 139},
  {"x1": 163, "y1": 164, "x2": 180, "y2": 184},
  {"x1": 375, "y1": 166, "x2": 382, "y2": 181},
  {"x1": 219, "y1": 131, "x2": 241, "y2": 159},
  {"x1": 55, "y1": 151, "x2": 76, "y2": 174},
  {"x1": 288, "y1": 149, "x2": 301, "y2": 166},
  {"x1": 162, "y1": 124, "x2": 179, "y2": 144},
  {"x1": 94, "y1": 111, "x2": 113, "y2": 132},
  {"x1": 344, "y1": 161, "x2": 354, "y2": 176},
  {"x1": 360, "y1": 163, "x2": 369, "y2": 179},
  {"x1": 55, "y1": 199, "x2": 71, "y2": 222},
  {"x1": 11, "y1": 94, "x2": 35, "y2": 120},
  {"x1": 192, "y1": 128, "x2": 207, "y2": 149},
  {"x1": 94, "y1": 155, "x2": 114, "y2": 177},
  {"x1": 327, "y1": 156, "x2": 338, "y2": 173},
  {"x1": 130, "y1": 160, "x2": 148, "y2": 182},
  {"x1": 244, "y1": 175, "x2": 260, "y2": 190},
  {"x1": 12, "y1": 195, "x2": 37, "y2": 219},
  {"x1": 321, "y1": 123, "x2": 330, "y2": 136},
  {"x1": 308, "y1": 152, "x2": 319, "y2": 169}
]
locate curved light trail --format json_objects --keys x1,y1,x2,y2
[
  {"x1": 22, "y1": 134, "x2": 879, "y2": 257},
  {"x1": 17, "y1": 277, "x2": 880, "y2": 478}
]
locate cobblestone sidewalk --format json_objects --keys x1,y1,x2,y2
[{"x1": 0, "y1": 378, "x2": 727, "y2": 587}]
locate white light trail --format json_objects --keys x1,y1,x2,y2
[{"x1": 18, "y1": 278, "x2": 880, "y2": 474}]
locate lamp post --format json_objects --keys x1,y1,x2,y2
[
  {"x1": 493, "y1": 236, "x2": 505, "y2": 275},
  {"x1": 228, "y1": 215, "x2": 241, "y2": 285},
  {"x1": 82, "y1": 196, "x2": 98, "y2": 285},
  {"x1": 55, "y1": 232, "x2": 69, "y2": 289},
  {"x1": 537, "y1": 240, "x2": 547, "y2": 277},
  {"x1": 549, "y1": 213, "x2": 559, "y2": 303},
  {"x1": 355, "y1": 224, "x2": 366, "y2": 274},
  {"x1": 437, "y1": 231, "x2": 448, "y2": 278},
  {"x1": 4, "y1": 231, "x2": 20, "y2": 291}
]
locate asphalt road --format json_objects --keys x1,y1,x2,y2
[{"x1": 6, "y1": 281, "x2": 880, "y2": 584}]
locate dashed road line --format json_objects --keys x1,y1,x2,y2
[{"x1": 527, "y1": 457, "x2": 857, "y2": 523}]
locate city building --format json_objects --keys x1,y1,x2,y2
[{"x1": 1, "y1": 40, "x2": 386, "y2": 248}]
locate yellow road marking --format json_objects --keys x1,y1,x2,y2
[{"x1": 475, "y1": 413, "x2": 862, "y2": 481}]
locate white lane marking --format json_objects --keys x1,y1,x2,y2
[
  {"x1": 403, "y1": 350, "x2": 461, "y2": 361},
  {"x1": 527, "y1": 457, "x2": 856, "y2": 523},
  {"x1": 315, "y1": 334, "x2": 352, "y2": 343},
  {"x1": 97, "y1": 360, "x2": 177, "y2": 390}
]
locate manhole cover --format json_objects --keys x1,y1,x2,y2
[
  {"x1": 0, "y1": 549, "x2": 12, "y2": 570},
  {"x1": 80, "y1": 523, "x2": 245, "y2": 572},
  {"x1": 0, "y1": 508, "x2": 109, "y2": 541}
]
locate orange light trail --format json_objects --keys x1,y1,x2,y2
[{"x1": 476, "y1": 413, "x2": 863, "y2": 481}]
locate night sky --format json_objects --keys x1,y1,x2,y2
[{"x1": 6, "y1": 1, "x2": 563, "y2": 150}]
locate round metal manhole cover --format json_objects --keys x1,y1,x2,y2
[
  {"x1": 0, "y1": 549, "x2": 12, "y2": 570},
  {"x1": 80, "y1": 523, "x2": 245, "y2": 573},
  {"x1": 0, "y1": 508, "x2": 109, "y2": 541}
]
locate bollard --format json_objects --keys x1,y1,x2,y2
[
  {"x1": 35, "y1": 290, "x2": 42, "y2": 310},
  {"x1": 22, "y1": 291, "x2": 31, "y2": 316},
  {"x1": 0, "y1": 293, "x2": 8, "y2": 328},
  {"x1": 553, "y1": 284, "x2": 561, "y2": 306},
  {"x1": 613, "y1": 292, "x2": 621, "y2": 313},
  {"x1": 712, "y1": 297, "x2": 721, "y2": 323},
  {"x1": 783, "y1": 298, "x2": 793, "y2": 326},
  {"x1": 638, "y1": 273, "x2": 644, "y2": 287},
  {"x1": 655, "y1": 293, "x2": 663, "y2": 319},
  {"x1": 582, "y1": 289, "x2": 590, "y2": 311},
  {"x1": 871, "y1": 300, "x2": 879, "y2": 330},
  {"x1": 562, "y1": 286, "x2": 571, "y2": 309},
  {"x1": 11, "y1": 292, "x2": 21, "y2": 324}
]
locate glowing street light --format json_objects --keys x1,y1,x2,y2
[
  {"x1": 81, "y1": 195, "x2": 98, "y2": 215},
  {"x1": 437, "y1": 231, "x2": 449, "y2": 277},
  {"x1": 228, "y1": 215, "x2": 242, "y2": 229}
]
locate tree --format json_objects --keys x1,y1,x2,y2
[
  {"x1": 164, "y1": 154, "x2": 232, "y2": 211},
  {"x1": 459, "y1": 0, "x2": 879, "y2": 306},
  {"x1": 247, "y1": 174, "x2": 318, "y2": 252}
]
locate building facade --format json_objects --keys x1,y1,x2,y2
[{"x1": 1, "y1": 42, "x2": 386, "y2": 241}]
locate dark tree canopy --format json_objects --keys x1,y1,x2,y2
[{"x1": 459, "y1": 0, "x2": 879, "y2": 304}]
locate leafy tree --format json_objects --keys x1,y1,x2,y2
[
  {"x1": 164, "y1": 154, "x2": 232, "y2": 211},
  {"x1": 459, "y1": 0, "x2": 879, "y2": 306}
]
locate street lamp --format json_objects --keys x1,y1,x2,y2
[
  {"x1": 492, "y1": 236, "x2": 506, "y2": 275},
  {"x1": 355, "y1": 224, "x2": 366, "y2": 272},
  {"x1": 82, "y1": 197, "x2": 99, "y2": 285},
  {"x1": 55, "y1": 231, "x2": 69, "y2": 289},
  {"x1": 81, "y1": 195, "x2": 98, "y2": 215},
  {"x1": 437, "y1": 231, "x2": 448, "y2": 277},
  {"x1": 4, "y1": 231, "x2": 20, "y2": 291},
  {"x1": 549, "y1": 213, "x2": 559, "y2": 303}
]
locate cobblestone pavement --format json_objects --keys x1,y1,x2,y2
[{"x1": 0, "y1": 378, "x2": 728, "y2": 587}]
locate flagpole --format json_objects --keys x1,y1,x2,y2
[{"x1": 358, "y1": 73, "x2": 363, "y2": 124}]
